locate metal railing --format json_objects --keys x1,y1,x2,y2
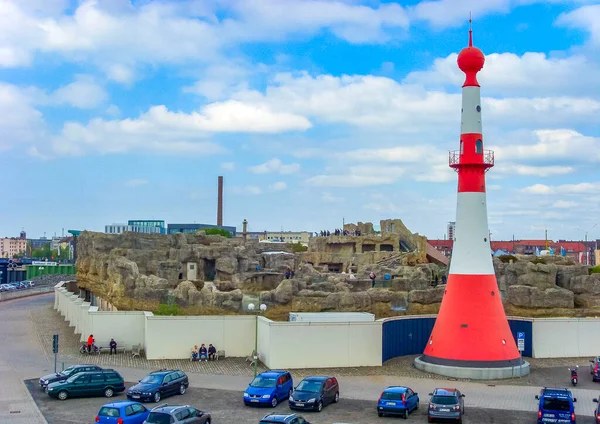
[{"x1": 449, "y1": 149, "x2": 494, "y2": 167}]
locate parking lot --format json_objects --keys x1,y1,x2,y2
[{"x1": 26, "y1": 379, "x2": 596, "y2": 424}]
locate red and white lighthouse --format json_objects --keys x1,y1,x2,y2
[{"x1": 415, "y1": 20, "x2": 528, "y2": 378}]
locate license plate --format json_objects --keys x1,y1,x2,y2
[
  {"x1": 132, "y1": 395, "x2": 140, "y2": 398},
  {"x1": 440, "y1": 408, "x2": 450, "y2": 412},
  {"x1": 386, "y1": 402, "x2": 396, "y2": 405},
  {"x1": 251, "y1": 399, "x2": 259, "y2": 403},
  {"x1": 296, "y1": 403, "x2": 304, "y2": 406}
]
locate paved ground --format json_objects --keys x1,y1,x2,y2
[
  {"x1": 4, "y1": 293, "x2": 600, "y2": 424},
  {"x1": 25, "y1": 380, "x2": 565, "y2": 424}
]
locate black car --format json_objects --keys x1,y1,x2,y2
[
  {"x1": 127, "y1": 369, "x2": 189, "y2": 403},
  {"x1": 39, "y1": 364, "x2": 102, "y2": 390},
  {"x1": 145, "y1": 403, "x2": 211, "y2": 424},
  {"x1": 594, "y1": 398, "x2": 600, "y2": 424},
  {"x1": 427, "y1": 388, "x2": 465, "y2": 423},
  {"x1": 46, "y1": 369, "x2": 125, "y2": 400},
  {"x1": 289, "y1": 376, "x2": 339, "y2": 412}
]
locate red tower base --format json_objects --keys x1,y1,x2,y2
[{"x1": 421, "y1": 274, "x2": 522, "y2": 368}]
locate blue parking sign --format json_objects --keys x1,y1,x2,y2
[{"x1": 517, "y1": 332, "x2": 525, "y2": 340}]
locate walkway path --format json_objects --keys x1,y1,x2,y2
[{"x1": 2, "y1": 293, "x2": 599, "y2": 422}]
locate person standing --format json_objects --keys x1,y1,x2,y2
[
  {"x1": 87, "y1": 334, "x2": 94, "y2": 353},
  {"x1": 369, "y1": 272, "x2": 376, "y2": 288}
]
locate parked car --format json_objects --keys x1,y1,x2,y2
[
  {"x1": 590, "y1": 357, "x2": 600, "y2": 382},
  {"x1": 427, "y1": 388, "x2": 465, "y2": 423},
  {"x1": 289, "y1": 376, "x2": 339, "y2": 412},
  {"x1": 47, "y1": 369, "x2": 125, "y2": 400},
  {"x1": 126, "y1": 369, "x2": 189, "y2": 403},
  {"x1": 144, "y1": 404, "x2": 211, "y2": 424},
  {"x1": 39, "y1": 364, "x2": 103, "y2": 390},
  {"x1": 95, "y1": 400, "x2": 149, "y2": 424},
  {"x1": 377, "y1": 385, "x2": 419, "y2": 418},
  {"x1": 244, "y1": 370, "x2": 294, "y2": 407},
  {"x1": 535, "y1": 387, "x2": 577, "y2": 424},
  {"x1": 259, "y1": 413, "x2": 310, "y2": 424},
  {"x1": 593, "y1": 398, "x2": 600, "y2": 424}
]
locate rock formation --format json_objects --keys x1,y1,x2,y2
[{"x1": 75, "y1": 225, "x2": 600, "y2": 319}]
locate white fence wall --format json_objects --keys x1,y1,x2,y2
[
  {"x1": 260, "y1": 319, "x2": 383, "y2": 369},
  {"x1": 532, "y1": 318, "x2": 600, "y2": 358},
  {"x1": 144, "y1": 315, "x2": 256, "y2": 360},
  {"x1": 88, "y1": 311, "x2": 146, "y2": 350}
]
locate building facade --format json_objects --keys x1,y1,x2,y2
[
  {"x1": 105, "y1": 224, "x2": 130, "y2": 234},
  {"x1": 0, "y1": 237, "x2": 27, "y2": 258},
  {"x1": 264, "y1": 231, "x2": 311, "y2": 245},
  {"x1": 167, "y1": 223, "x2": 237, "y2": 236},
  {"x1": 446, "y1": 221, "x2": 456, "y2": 241},
  {"x1": 127, "y1": 220, "x2": 165, "y2": 234}
]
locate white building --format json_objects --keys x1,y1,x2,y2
[
  {"x1": 105, "y1": 224, "x2": 131, "y2": 234},
  {"x1": 0, "y1": 237, "x2": 27, "y2": 258},
  {"x1": 447, "y1": 221, "x2": 456, "y2": 241}
]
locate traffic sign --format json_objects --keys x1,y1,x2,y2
[{"x1": 517, "y1": 332, "x2": 525, "y2": 351}]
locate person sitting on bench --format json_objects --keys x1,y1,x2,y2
[
  {"x1": 109, "y1": 338, "x2": 117, "y2": 355},
  {"x1": 199, "y1": 344, "x2": 208, "y2": 361},
  {"x1": 208, "y1": 344, "x2": 217, "y2": 360},
  {"x1": 191, "y1": 345, "x2": 199, "y2": 361}
]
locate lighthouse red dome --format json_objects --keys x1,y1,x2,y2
[{"x1": 457, "y1": 46, "x2": 484, "y2": 74}]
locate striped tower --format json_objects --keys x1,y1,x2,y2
[{"x1": 415, "y1": 20, "x2": 528, "y2": 378}]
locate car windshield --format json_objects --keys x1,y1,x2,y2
[
  {"x1": 432, "y1": 395, "x2": 457, "y2": 405},
  {"x1": 382, "y1": 392, "x2": 404, "y2": 400},
  {"x1": 543, "y1": 398, "x2": 571, "y2": 412},
  {"x1": 296, "y1": 380, "x2": 322, "y2": 392},
  {"x1": 61, "y1": 367, "x2": 76, "y2": 376},
  {"x1": 146, "y1": 412, "x2": 172, "y2": 424},
  {"x1": 251, "y1": 376, "x2": 277, "y2": 388},
  {"x1": 98, "y1": 407, "x2": 120, "y2": 417},
  {"x1": 140, "y1": 375, "x2": 163, "y2": 384}
]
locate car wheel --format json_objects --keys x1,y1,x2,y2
[
  {"x1": 334, "y1": 392, "x2": 339, "y2": 403},
  {"x1": 179, "y1": 384, "x2": 186, "y2": 395},
  {"x1": 378, "y1": 412, "x2": 383, "y2": 417},
  {"x1": 104, "y1": 388, "x2": 114, "y2": 398},
  {"x1": 402, "y1": 409, "x2": 408, "y2": 419},
  {"x1": 205, "y1": 419, "x2": 211, "y2": 424},
  {"x1": 271, "y1": 397, "x2": 278, "y2": 407},
  {"x1": 427, "y1": 418, "x2": 433, "y2": 423},
  {"x1": 415, "y1": 402, "x2": 419, "y2": 411},
  {"x1": 57, "y1": 390, "x2": 68, "y2": 401},
  {"x1": 316, "y1": 401, "x2": 323, "y2": 412},
  {"x1": 154, "y1": 391, "x2": 161, "y2": 403}
]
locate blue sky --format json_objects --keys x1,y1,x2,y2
[{"x1": 1, "y1": 0, "x2": 600, "y2": 241}]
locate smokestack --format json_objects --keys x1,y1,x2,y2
[{"x1": 217, "y1": 176, "x2": 223, "y2": 226}]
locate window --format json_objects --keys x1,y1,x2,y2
[
  {"x1": 475, "y1": 139, "x2": 483, "y2": 154},
  {"x1": 98, "y1": 407, "x2": 120, "y2": 417},
  {"x1": 187, "y1": 408, "x2": 197, "y2": 417},
  {"x1": 90, "y1": 373, "x2": 105, "y2": 383},
  {"x1": 132, "y1": 404, "x2": 147, "y2": 414},
  {"x1": 177, "y1": 409, "x2": 190, "y2": 420},
  {"x1": 75, "y1": 375, "x2": 90, "y2": 384},
  {"x1": 460, "y1": 140, "x2": 464, "y2": 154},
  {"x1": 125, "y1": 405, "x2": 135, "y2": 416},
  {"x1": 163, "y1": 374, "x2": 172, "y2": 384}
]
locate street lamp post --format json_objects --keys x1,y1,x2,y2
[
  {"x1": 576, "y1": 224, "x2": 597, "y2": 265},
  {"x1": 248, "y1": 302, "x2": 267, "y2": 378}
]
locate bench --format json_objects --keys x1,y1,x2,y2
[
  {"x1": 131, "y1": 344, "x2": 143, "y2": 359},
  {"x1": 97, "y1": 341, "x2": 126, "y2": 354},
  {"x1": 216, "y1": 350, "x2": 225, "y2": 360},
  {"x1": 246, "y1": 350, "x2": 258, "y2": 366}
]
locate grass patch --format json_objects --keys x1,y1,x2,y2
[
  {"x1": 590, "y1": 265, "x2": 600, "y2": 275},
  {"x1": 498, "y1": 255, "x2": 518, "y2": 263},
  {"x1": 154, "y1": 303, "x2": 181, "y2": 316}
]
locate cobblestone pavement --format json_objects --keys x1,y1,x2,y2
[
  {"x1": 16, "y1": 294, "x2": 600, "y2": 418},
  {"x1": 25, "y1": 380, "x2": 572, "y2": 424}
]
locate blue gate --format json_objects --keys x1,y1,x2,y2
[
  {"x1": 382, "y1": 316, "x2": 533, "y2": 362},
  {"x1": 382, "y1": 317, "x2": 436, "y2": 362}
]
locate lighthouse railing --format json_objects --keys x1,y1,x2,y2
[{"x1": 448, "y1": 149, "x2": 495, "y2": 167}]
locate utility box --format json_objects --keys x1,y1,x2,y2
[{"x1": 288, "y1": 312, "x2": 375, "y2": 323}]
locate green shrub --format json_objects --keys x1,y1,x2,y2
[
  {"x1": 498, "y1": 255, "x2": 518, "y2": 263},
  {"x1": 590, "y1": 265, "x2": 600, "y2": 275},
  {"x1": 201, "y1": 228, "x2": 232, "y2": 238},
  {"x1": 287, "y1": 242, "x2": 308, "y2": 252},
  {"x1": 154, "y1": 303, "x2": 181, "y2": 316}
]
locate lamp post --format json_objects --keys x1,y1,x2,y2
[{"x1": 248, "y1": 302, "x2": 267, "y2": 378}]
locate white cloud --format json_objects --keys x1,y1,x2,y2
[
  {"x1": 124, "y1": 178, "x2": 148, "y2": 187},
  {"x1": 553, "y1": 200, "x2": 578, "y2": 208},
  {"x1": 404, "y1": 52, "x2": 600, "y2": 97},
  {"x1": 557, "y1": 4, "x2": 600, "y2": 47},
  {"x1": 521, "y1": 182, "x2": 600, "y2": 195},
  {"x1": 106, "y1": 104, "x2": 121, "y2": 117},
  {"x1": 409, "y1": 0, "x2": 511, "y2": 28},
  {"x1": 0, "y1": 83, "x2": 45, "y2": 151},
  {"x1": 221, "y1": 162, "x2": 235, "y2": 171},
  {"x1": 105, "y1": 64, "x2": 136, "y2": 85},
  {"x1": 49, "y1": 75, "x2": 108, "y2": 109},
  {"x1": 321, "y1": 192, "x2": 344, "y2": 203},
  {"x1": 270, "y1": 181, "x2": 287, "y2": 191},
  {"x1": 306, "y1": 165, "x2": 406, "y2": 187},
  {"x1": 249, "y1": 158, "x2": 301, "y2": 175},
  {"x1": 494, "y1": 164, "x2": 574, "y2": 177}
]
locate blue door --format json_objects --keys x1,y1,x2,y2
[{"x1": 382, "y1": 317, "x2": 436, "y2": 362}]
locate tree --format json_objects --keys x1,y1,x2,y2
[{"x1": 202, "y1": 228, "x2": 232, "y2": 238}]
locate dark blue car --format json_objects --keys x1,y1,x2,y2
[
  {"x1": 289, "y1": 376, "x2": 339, "y2": 413},
  {"x1": 536, "y1": 387, "x2": 577, "y2": 424},
  {"x1": 95, "y1": 400, "x2": 149, "y2": 424},
  {"x1": 244, "y1": 370, "x2": 294, "y2": 407},
  {"x1": 377, "y1": 386, "x2": 419, "y2": 418},
  {"x1": 259, "y1": 413, "x2": 310, "y2": 424},
  {"x1": 126, "y1": 370, "x2": 189, "y2": 403}
]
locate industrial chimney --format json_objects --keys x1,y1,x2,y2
[{"x1": 217, "y1": 176, "x2": 223, "y2": 226}]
